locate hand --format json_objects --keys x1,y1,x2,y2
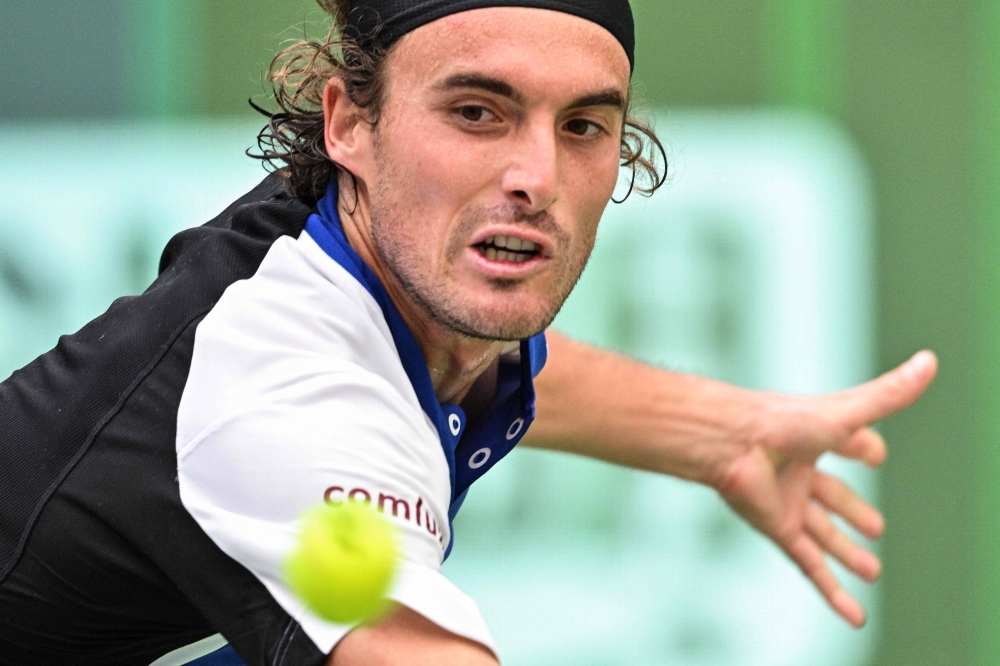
[{"x1": 713, "y1": 351, "x2": 938, "y2": 627}]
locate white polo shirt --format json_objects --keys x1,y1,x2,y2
[{"x1": 174, "y1": 181, "x2": 547, "y2": 661}]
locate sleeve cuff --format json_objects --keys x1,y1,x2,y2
[
  {"x1": 293, "y1": 560, "x2": 497, "y2": 658},
  {"x1": 389, "y1": 560, "x2": 497, "y2": 656}
]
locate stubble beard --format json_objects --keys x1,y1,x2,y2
[{"x1": 367, "y1": 148, "x2": 593, "y2": 342}]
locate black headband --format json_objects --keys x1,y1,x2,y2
[{"x1": 345, "y1": 0, "x2": 635, "y2": 72}]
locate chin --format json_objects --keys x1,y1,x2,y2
[{"x1": 437, "y1": 298, "x2": 559, "y2": 341}]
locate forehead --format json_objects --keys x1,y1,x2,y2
[{"x1": 384, "y1": 7, "x2": 631, "y2": 100}]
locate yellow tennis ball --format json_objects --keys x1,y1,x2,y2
[{"x1": 285, "y1": 501, "x2": 400, "y2": 624}]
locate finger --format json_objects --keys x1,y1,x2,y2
[
  {"x1": 813, "y1": 472, "x2": 884, "y2": 539},
  {"x1": 806, "y1": 503, "x2": 882, "y2": 582},
  {"x1": 835, "y1": 428, "x2": 887, "y2": 467},
  {"x1": 785, "y1": 532, "x2": 867, "y2": 628},
  {"x1": 822, "y1": 350, "x2": 938, "y2": 431}
]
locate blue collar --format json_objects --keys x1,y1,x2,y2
[{"x1": 303, "y1": 181, "x2": 547, "y2": 557}]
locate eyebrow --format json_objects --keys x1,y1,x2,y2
[
  {"x1": 438, "y1": 74, "x2": 626, "y2": 112},
  {"x1": 439, "y1": 74, "x2": 523, "y2": 103},
  {"x1": 565, "y1": 89, "x2": 627, "y2": 111}
]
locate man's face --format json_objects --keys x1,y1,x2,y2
[{"x1": 362, "y1": 7, "x2": 631, "y2": 340}]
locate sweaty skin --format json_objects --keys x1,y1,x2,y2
[{"x1": 320, "y1": 6, "x2": 938, "y2": 665}]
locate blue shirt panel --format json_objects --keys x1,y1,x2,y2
[{"x1": 305, "y1": 182, "x2": 546, "y2": 557}]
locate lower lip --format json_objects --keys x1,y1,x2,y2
[{"x1": 466, "y1": 247, "x2": 547, "y2": 278}]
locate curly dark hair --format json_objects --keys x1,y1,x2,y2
[{"x1": 252, "y1": 0, "x2": 667, "y2": 205}]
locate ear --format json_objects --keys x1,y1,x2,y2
[{"x1": 322, "y1": 77, "x2": 374, "y2": 182}]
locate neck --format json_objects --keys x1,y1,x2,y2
[{"x1": 336, "y1": 185, "x2": 505, "y2": 405}]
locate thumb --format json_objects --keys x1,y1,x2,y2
[{"x1": 822, "y1": 350, "x2": 938, "y2": 431}]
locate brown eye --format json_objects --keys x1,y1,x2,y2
[
  {"x1": 565, "y1": 118, "x2": 600, "y2": 137},
  {"x1": 460, "y1": 106, "x2": 486, "y2": 122}
]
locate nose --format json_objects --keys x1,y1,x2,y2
[{"x1": 500, "y1": 120, "x2": 559, "y2": 213}]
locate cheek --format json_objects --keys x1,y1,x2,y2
[
  {"x1": 565, "y1": 135, "x2": 622, "y2": 200},
  {"x1": 374, "y1": 119, "x2": 491, "y2": 263},
  {"x1": 565, "y1": 148, "x2": 620, "y2": 234},
  {"x1": 382, "y1": 113, "x2": 497, "y2": 208},
  {"x1": 596, "y1": 142, "x2": 626, "y2": 198}
]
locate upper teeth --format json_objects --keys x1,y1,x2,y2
[{"x1": 484, "y1": 235, "x2": 539, "y2": 252}]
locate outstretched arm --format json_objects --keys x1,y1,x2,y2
[{"x1": 524, "y1": 331, "x2": 938, "y2": 627}]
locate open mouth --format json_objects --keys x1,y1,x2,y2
[{"x1": 473, "y1": 234, "x2": 541, "y2": 264}]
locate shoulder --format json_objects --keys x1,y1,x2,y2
[
  {"x1": 175, "y1": 221, "x2": 452, "y2": 536},
  {"x1": 156, "y1": 173, "x2": 311, "y2": 282},
  {"x1": 176, "y1": 226, "x2": 424, "y2": 445}
]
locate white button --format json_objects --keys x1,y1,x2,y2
[
  {"x1": 448, "y1": 413, "x2": 462, "y2": 436},
  {"x1": 469, "y1": 448, "x2": 491, "y2": 469},
  {"x1": 506, "y1": 417, "x2": 525, "y2": 441}
]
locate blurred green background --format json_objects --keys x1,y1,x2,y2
[{"x1": 2, "y1": 1, "x2": 997, "y2": 665}]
